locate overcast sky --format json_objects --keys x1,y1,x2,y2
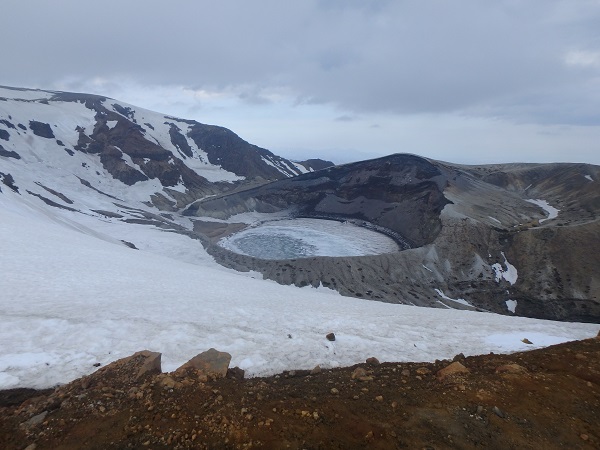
[{"x1": 2, "y1": 0, "x2": 600, "y2": 165}]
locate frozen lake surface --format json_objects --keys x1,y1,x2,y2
[{"x1": 218, "y1": 218, "x2": 399, "y2": 259}]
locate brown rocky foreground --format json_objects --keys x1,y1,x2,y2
[{"x1": 1, "y1": 336, "x2": 599, "y2": 450}]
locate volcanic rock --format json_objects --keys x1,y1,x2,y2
[
  {"x1": 176, "y1": 348, "x2": 232, "y2": 378},
  {"x1": 436, "y1": 362, "x2": 470, "y2": 381}
]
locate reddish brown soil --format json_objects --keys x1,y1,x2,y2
[{"x1": 1, "y1": 337, "x2": 599, "y2": 449}]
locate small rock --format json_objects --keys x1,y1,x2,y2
[
  {"x1": 581, "y1": 433, "x2": 589, "y2": 441},
  {"x1": 452, "y1": 353, "x2": 465, "y2": 362},
  {"x1": 375, "y1": 395, "x2": 383, "y2": 402},
  {"x1": 521, "y1": 338, "x2": 533, "y2": 345},
  {"x1": 159, "y1": 376, "x2": 177, "y2": 389},
  {"x1": 326, "y1": 333, "x2": 336, "y2": 341},
  {"x1": 416, "y1": 367, "x2": 431, "y2": 375},
  {"x1": 24, "y1": 444, "x2": 37, "y2": 450},
  {"x1": 134, "y1": 350, "x2": 162, "y2": 380},
  {"x1": 93, "y1": 362, "x2": 101, "y2": 367},
  {"x1": 351, "y1": 367, "x2": 368, "y2": 380},
  {"x1": 22, "y1": 411, "x2": 48, "y2": 429},
  {"x1": 81, "y1": 377, "x2": 91, "y2": 390},
  {"x1": 492, "y1": 406, "x2": 505, "y2": 418},
  {"x1": 176, "y1": 348, "x2": 231, "y2": 379},
  {"x1": 401, "y1": 369, "x2": 410, "y2": 377},
  {"x1": 226, "y1": 366, "x2": 245, "y2": 380},
  {"x1": 365, "y1": 431, "x2": 374, "y2": 439},
  {"x1": 310, "y1": 365, "x2": 322, "y2": 375},
  {"x1": 436, "y1": 362, "x2": 469, "y2": 381},
  {"x1": 366, "y1": 357, "x2": 380, "y2": 366},
  {"x1": 330, "y1": 388, "x2": 339, "y2": 395},
  {"x1": 358, "y1": 376, "x2": 374, "y2": 382}
]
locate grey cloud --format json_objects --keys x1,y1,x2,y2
[
  {"x1": 1, "y1": 0, "x2": 600, "y2": 126},
  {"x1": 335, "y1": 115, "x2": 356, "y2": 122}
]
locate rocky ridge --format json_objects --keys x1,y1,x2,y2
[{"x1": 1, "y1": 335, "x2": 599, "y2": 449}]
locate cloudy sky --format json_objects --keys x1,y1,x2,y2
[{"x1": 2, "y1": 0, "x2": 600, "y2": 165}]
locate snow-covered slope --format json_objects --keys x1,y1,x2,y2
[
  {"x1": 0, "y1": 188, "x2": 597, "y2": 389},
  {"x1": 0, "y1": 85, "x2": 327, "y2": 216}
]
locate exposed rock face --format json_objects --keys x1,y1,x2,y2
[
  {"x1": 187, "y1": 123, "x2": 310, "y2": 180},
  {"x1": 186, "y1": 154, "x2": 450, "y2": 247},
  {"x1": 0, "y1": 144, "x2": 20, "y2": 159},
  {"x1": 28, "y1": 120, "x2": 54, "y2": 138},
  {"x1": 295, "y1": 158, "x2": 335, "y2": 172}
]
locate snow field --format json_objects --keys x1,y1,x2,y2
[
  {"x1": 526, "y1": 198, "x2": 560, "y2": 223},
  {"x1": 0, "y1": 195, "x2": 597, "y2": 390}
]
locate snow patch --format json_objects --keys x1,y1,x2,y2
[
  {"x1": 434, "y1": 289, "x2": 472, "y2": 307},
  {"x1": 485, "y1": 332, "x2": 575, "y2": 351},
  {"x1": 505, "y1": 299, "x2": 517, "y2": 314},
  {"x1": 106, "y1": 120, "x2": 118, "y2": 130},
  {"x1": 260, "y1": 155, "x2": 296, "y2": 177},
  {"x1": 492, "y1": 252, "x2": 518, "y2": 285},
  {"x1": 584, "y1": 174, "x2": 593, "y2": 182},
  {"x1": 526, "y1": 198, "x2": 559, "y2": 223}
]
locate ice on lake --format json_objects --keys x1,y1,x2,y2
[{"x1": 218, "y1": 218, "x2": 399, "y2": 259}]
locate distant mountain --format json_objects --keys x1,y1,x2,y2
[{"x1": 0, "y1": 85, "x2": 333, "y2": 211}]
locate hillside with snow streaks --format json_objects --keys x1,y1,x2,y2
[{"x1": 0, "y1": 86, "x2": 329, "y2": 213}]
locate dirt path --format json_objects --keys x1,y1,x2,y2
[{"x1": 1, "y1": 337, "x2": 599, "y2": 449}]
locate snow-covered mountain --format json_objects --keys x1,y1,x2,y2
[
  {"x1": 0, "y1": 85, "x2": 331, "y2": 212},
  {"x1": 1, "y1": 85, "x2": 598, "y2": 390}
]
